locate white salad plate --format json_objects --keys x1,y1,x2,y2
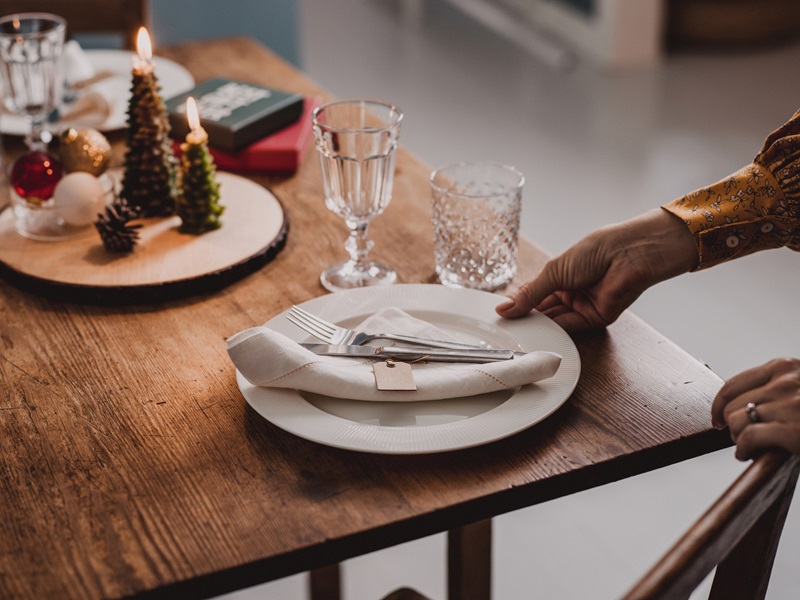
[{"x1": 236, "y1": 284, "x2": 581, "y2": 454}]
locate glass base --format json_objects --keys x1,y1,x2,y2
[
  {"x1": 10, "y1": 172, "x2": 116, "y2": 242},
  {"x1": 320, "y1": 260, "x2": 397, "y2": 293},
  {"x1": 435, "y1": 264, "x2": 515, "y2": 292}
]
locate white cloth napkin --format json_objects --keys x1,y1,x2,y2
[
  {"x1": 227, "y1": 307, "x2": 562, "y2": 402},
  {"x1": 59, "y1": 82, "x2": 114, "y2": 126},
  {"x1": 58, "y1": 41, "x2": 115, "y2": 126},
  {"x1": 63, "y1": 40, "x2": 96, "y2": 85}
]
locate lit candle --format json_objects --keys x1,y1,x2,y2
[
  {"x1": 185, "y1": 96, "x2": 208, "y2": 145},
  {"x1": 121, "y1": 25, "x2": 178, "y2": 218},
  {"x1": 177, "y1": 97, "x2": 223, "y2": 233},
  {"x1": 133, "y1": 27, "x2": 153, "y2": 74}
]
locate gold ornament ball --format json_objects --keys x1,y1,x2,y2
[{"x1": 58, "y1": 128, "x2": 112, "y2": 176}]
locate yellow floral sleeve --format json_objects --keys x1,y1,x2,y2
[{"x1": 663, "y1": 108, "x2": 800, "y2": 269}]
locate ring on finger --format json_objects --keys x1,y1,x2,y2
[{"x1": 746, "y1": 401, "x2": 761, "y2": 424}]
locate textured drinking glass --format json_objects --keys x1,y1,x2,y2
[
  {"x1": 430, "y1": 162, "x2": 524, "y2": 291},
  {"x1": 0, "y1": 13, "x2": 66, "y2": 151},
  {"x1": 312, "y1": 99, "x2": 403, "y2": 292}
]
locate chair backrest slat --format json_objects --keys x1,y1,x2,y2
[
  {"x1": 0, "y1": 1, "x2": 149, "y2": 49},
  {"x1": 623, "y1": 451, "x2": 800, "y2": 600}
]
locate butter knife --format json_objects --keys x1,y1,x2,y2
[{"x1": 300, "y1": 343, "x2": 521, "y2": 363}]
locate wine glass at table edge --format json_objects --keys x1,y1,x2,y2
[
  {"x1": 0, "y1": 12, "x2": 66, "y2": 152},
  {"x1": 312, "y1": 99, "x2": 403, "y2": 292}
]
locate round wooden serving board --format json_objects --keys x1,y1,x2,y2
[{"x1": 0, "y1": 172, "x2": 288, "y2": 305}]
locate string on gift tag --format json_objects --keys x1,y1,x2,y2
[{"x1": 372, "y1": 357, "x2": 427, "y2": 391}]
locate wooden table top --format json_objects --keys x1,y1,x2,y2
[{"x1": 0, "y1": 38, "x2": 732, "y2": 599}]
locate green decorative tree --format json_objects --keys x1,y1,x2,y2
[
  {"x1": 176, "y1": 140, "x2": 224, "y2": 234},
  {"x1": 120, "y1": 68, "x2": 178, "y2": 217}
]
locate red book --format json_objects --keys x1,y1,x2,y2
[{"x1": 173, "y1": 97, "x2": 320, "y2": 174}]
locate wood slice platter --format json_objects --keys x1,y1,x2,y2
[{"x1": 0, "y1": 171, "x2": 288, "y2": 305}]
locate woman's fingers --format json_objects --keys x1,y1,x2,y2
[
  {"x1": 734, "y1": 422, "x2": 800, "y2": 461},
  {"x1": 711, "y1": 358, "x2": 800, "y2": 460},
  {"x1": 712, "y1": 359, "x2": 800, "y2": 428},
  {"x1": 496, "y1": 260, "x2": 561, "y2": 318},
  {"x1": 721, "y1": 386, "x2": 776, "y2": 434},
  {"x1": 726, "y1": 397, "x2": 800, "y2": 440},
  {"x1": 536, "y1": 293, "x2": 570, "y2": 312},
  {"x1": 712, "y1": 363, "x2": 774, "y2": 428}
]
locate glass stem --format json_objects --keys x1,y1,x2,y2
[
  {"x1": 27, "y1": 116, "x2": 47, "y2": 152},
  {"x1": 344, "y1": 222, "x2": 374, "y2": 268}
]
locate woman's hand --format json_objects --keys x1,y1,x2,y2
[
  {"x1": 712, "y1": 358, "x2": 800, "y2": 460},
  {"x1": 496, "y1": 208, "x2": 699, "y2": 333}
]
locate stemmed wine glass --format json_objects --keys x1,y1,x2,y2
[
  {"x1": 0, "y1": 12, "x2": 66, "y2": 151},
  {"x1": 312, "y1": 99, "x2": 403, "y2": 292}
]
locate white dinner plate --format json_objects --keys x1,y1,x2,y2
[
  {"x1": 236, "y1": 284, "x2": 581, "y2": 454},
  {"x1": 1, "y1": 49, "x2": 195, "y2": 135}
]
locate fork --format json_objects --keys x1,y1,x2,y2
[{"x1": 286, "y1": 305, "x2": 488, "y2": 349}]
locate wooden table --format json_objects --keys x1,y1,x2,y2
[{"x1": 0, "y1": 38, "x2": 732, "y2": 599}]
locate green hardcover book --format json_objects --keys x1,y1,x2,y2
[{"x1": 165, "y1": 78, "x2": 305, "y2": 153}]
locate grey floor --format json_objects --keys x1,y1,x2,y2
[{"x1": 221, "y1": 1, "x2": 800, "y2": 598}]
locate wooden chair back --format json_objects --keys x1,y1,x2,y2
[
  {"x1": 623, "y1": 450, "x2": 800, "y2": 600},
  {"x1": 378, "y1": 451, "x2": 799, "y2": 600},
  {"x1": 0, "y1": 0, "x2": 149, "y2": 49}
]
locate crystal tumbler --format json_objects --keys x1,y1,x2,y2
[{"x1": 430, "y1": 162, "x2": 524, "y2": 291}]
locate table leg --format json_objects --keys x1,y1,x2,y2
[
  {"x1": 309, "y1": 563, "x2": 341, "y2": 600},
  {"x1": 448, "y1": 519, "x2": 492, "y2": 600}
]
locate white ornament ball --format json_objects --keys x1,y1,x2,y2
[{"x1": 53, "y1": 172, "x2": 107, "y2": 227}]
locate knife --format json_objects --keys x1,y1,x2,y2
[{"x1": 300, "y1": 343, "x2": 521, "y2": 363}]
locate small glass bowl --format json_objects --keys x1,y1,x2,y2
[{"x1": 11, "y1": 171, "x2": 117, "y2": 241}]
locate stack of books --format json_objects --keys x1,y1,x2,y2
[{"x1": 166, "y1": 78, "x2": 319, "y2": 174}]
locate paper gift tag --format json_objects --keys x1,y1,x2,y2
[{"x1": 373, "y1": 359, "x2": 417, "y2": 391}]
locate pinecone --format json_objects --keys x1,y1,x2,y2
[{"x1": 95, "y1": 199, "x2": 143, "y2": 252}]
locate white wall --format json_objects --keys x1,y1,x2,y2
[{"x1": 446, "y1": 0, "x2": 665, "y2": 70}]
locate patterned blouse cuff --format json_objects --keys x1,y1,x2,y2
[{"x1": 662, "y1": 163, "x2": 795, "y2": 270}]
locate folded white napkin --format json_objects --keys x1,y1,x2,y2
[
  {"x1": 227, "y1": 307, "x2": 562, "y2": 402},
  {"x1": 59, "y1": 81, "x2": 115, "y2": 126},
  {"x1": 58, "y1": 41, "x2": 115, "y2": 126},
  {"x1": 63, "y1": 40, "x2": 96, "y2": 85}
]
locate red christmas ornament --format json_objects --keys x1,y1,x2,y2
[{"x1": 11, "y1": 151, "x2": 64, "y2": 201}]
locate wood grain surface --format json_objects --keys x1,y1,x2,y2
[
  {"x1": 0, "y1": 38, "x2": 732, "y2": 600},
  {"x1": 0, "y1": 172, "x2": 287, "y2": 304}
]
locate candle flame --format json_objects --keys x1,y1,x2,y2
[
  {"x1": 186, "y1": 97, "x2": 201, "y2": 132},
  {"x1": 136, "y1": 27, "x2": 152, "y2": 61}
]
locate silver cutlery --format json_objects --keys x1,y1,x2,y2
[
  {"x1": 287, "y1": 305, "x2": 488, "y2": 350},
  {"x1": 301, "y1": 343, "x2": 521, "y2": 363}
]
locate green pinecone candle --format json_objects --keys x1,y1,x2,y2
[
  {"x1": 121, "y1": 66, "x2": 179, "y2": 217},
  {"x1": 176, "y1": 134, "x2": 223, "y2": 234}
]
